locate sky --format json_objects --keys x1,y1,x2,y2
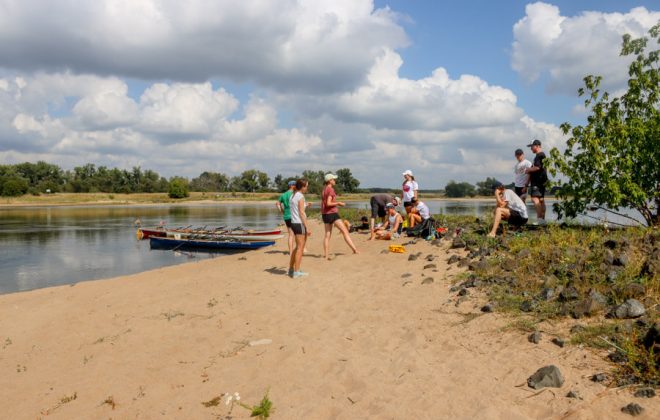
[{"x1": 0, "y1": 0, "x2": 658, "y2": 189}]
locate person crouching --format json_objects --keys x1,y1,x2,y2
[{"x1": 487, "y1": 181, "x2": 528, "y2": 237}]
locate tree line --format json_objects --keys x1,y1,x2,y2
[{"x1": 0, "y1": 162, "x2": 362, "y2": 197}]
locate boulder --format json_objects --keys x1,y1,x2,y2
[
  {"x1": 613, "y1": 253, "x2": 629, "y2": 267},
  {"x1": 480, "y1": 303, "x2": 494, "y2": 313},
  {"x1": 622, "y1": 283, "x2": 645, "y2": 299},
  {"x1": 621, "y1": 403, "x2": 644, "y2": 416},
  {"x1": 528, "y1": 331, "x2": 542, "y2": 344},
  {"x1": 447, "y1": 255, "x2": 460, "y2": 264},
  {"x1": 571, "y1": 297, "x2": 603, "y2": 319},
  {"x1": 451, "y1": 237, "x2": 466, "y2": 249},
  {"x1": 608, "y1": 299, "x2": 646, "y2": 319},
  {"x1": 559, "y1": 286, "x2": 580, "y2": 302},
  {"x1": 633, "y1": 388, "x2": 656, "y2": 398},
  {"x1": 527, "y1": 365, "x2": 564, "y2": 389}
]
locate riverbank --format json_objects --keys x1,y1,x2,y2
[
  {"x1": 0, "y1": 192, "x2": 498, "y2": 207},
  {"x1": 0, "y1": 220, "x2": 656, "y2": 419}
]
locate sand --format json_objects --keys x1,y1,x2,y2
[{"x1": 0, "y1": 220, "x2": 657, "y2": 419}]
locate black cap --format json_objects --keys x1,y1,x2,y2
[
  {"x1": 527, "y1": 139, "x2": 542, "y2": 147},
  {"x1": 492, "y1": 180, "x2": 504, "y2": 189},
  {"x1": 515, "y1": 148, "x2": 524, "y2": 156}
]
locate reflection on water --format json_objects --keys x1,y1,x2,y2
[{"x1": 0, "y1": 200, "x2": 642, "y2": 294}]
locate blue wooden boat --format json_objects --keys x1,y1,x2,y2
[{"x1": 150, "y1": 236, "x2": 275, "y2": 251}]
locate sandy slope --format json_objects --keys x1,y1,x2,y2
[{"x1": 0, "y1": 220, "x2": 657, "y2": 419}]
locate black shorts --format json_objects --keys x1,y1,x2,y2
[
  {"x1": 284, "y1": 219, "x2": 292, "y2": 228},
  {"x1": 508, "y1": 210, "x2": 528, "y2": 227},
  {"x1": 322, "y1": 213, "x2": 341, "y2": 224},
  {"x1": 291, "y1": 223, "x2": 306, "y2": 235},
  {"x1": 370, "y1": 197, "x2": 386, "y2": 218},
  {"x1": 514, "y1": 186, "x2": 526, "y2": 197},
  {"x1": 530, "y1": 184, "x2": 545, "y2": 198}
]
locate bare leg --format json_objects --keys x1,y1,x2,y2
[
  {"x1": 293, "y1": 234, "x2": 305, "y2": 271},
  {"x1": 369, "y1": 217, "x2": 376, "y2": 240},
  {"x1": 488, "y1": 208, "x2": 510, "y2": 237},
  {"x1": 323, "y1": 223, "x2": 333, "y2": 259},
  {"x1": 409, "y1": 214, "x2": 422, "y2": 228},
  {"x1": 539, "y1": 198, "x2": 546, "y2": 220},
  {"x1": 334, "y1": 219, "x2": 359, "y2": 254},
  {"x1": 532, "y1": 197, "x2": 544, "y2": 220},
  {"x1": 287, "y1": 226, "x2": 295, "y2": 255}
]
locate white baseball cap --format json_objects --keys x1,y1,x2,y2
[
  {"x1": 402, "y1": 169, "x2": 413, "y2": 176},
  {"x1": 324, "y1": 173, "x2": 338, "y2": 182}
]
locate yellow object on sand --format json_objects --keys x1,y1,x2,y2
[{"x1": 388, "y1": 244, "x2": 406, "y2": 253}]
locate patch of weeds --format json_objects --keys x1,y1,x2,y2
[
  {"x1": 569, "y1": 323, "x2": 618, "y2": 349},
  {"x1": 40, "y1": 392, "x2": 77, "y2": 415},
  {"x1": 207, "y1": 298, "x2": 218, "y2": 308},
  {"x1": 213, "y1": 390, "x2": 274, "y2": 419},
  {"x1": 3, "y1": 337, "x2": 12, "y2": 349},
  {"x1": 162, "y1": 310, "x2": 184, "y2": 321},
  {"x1": 611, "y1": 331, "x2": 659, "y2": 386},
  {"x1": 502, "y1": 317, "x2": 539, "y2": 333},
  {"x1": 451, "y1": 312, "x2": 483, "y2": 326}
]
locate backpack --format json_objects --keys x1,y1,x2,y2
[{"x1": 406, "y1": 218, "x2": 437, "y2": 239}]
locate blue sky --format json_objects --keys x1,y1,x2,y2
[{"x1": 0, "y1": 1, "x2": 658, "y2": 188}]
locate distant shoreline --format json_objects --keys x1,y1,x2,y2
[{"x1": 0, "y1": 192, "x2": 528, "y2": 208}]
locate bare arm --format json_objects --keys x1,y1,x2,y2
[
  {"x1": 392, "y1": 214, "x2": 402, "y2": 232},
  {"x1": 299, "y1": 198, "x2": 310, "y2": 233},
  {"x1": 495, "y1": 190, "x2": 507, "y2": 207},
  {"x1": 325, "y1": 193, "x2": 344, "y2": 208}
]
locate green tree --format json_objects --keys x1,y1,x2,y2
[
  {"x1": 231, "y1": 169, "x2": 271, "y2": 192},
  {"x1": 168, "y1": 177, "x2": 190, "y2": 198},
  {"x1": 190, "y1": 171, "x2": 230, "y2": 192},
  {"x1": 302, "y1": 170, "x2": 325, "y2": 195},
  {"x1": 0, "y1": 176, "x2": 29, "y2": 196},
  {"x1": 336, "y1": 168, "x2": 360, "y2": 193},
  {"x1": 549, "y1": 24, "x2": 660, "y2": 226},
  {"x1": 444, "y1": 180, "x2": 476, "y2": 198},
  {"x1": 475, "y1": 177, "x2": 500, "y2": 196}
]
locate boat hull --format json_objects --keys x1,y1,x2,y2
[
  {"x1": 149, "y1": 236, "x2": 275, "y2": 251},
  {"x1": 138, "y1": 227, "x2": 282, "y2": 240}
]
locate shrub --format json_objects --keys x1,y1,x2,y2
[{"x1": 168, "y1": 178, "x2": 189, "y2": 199}]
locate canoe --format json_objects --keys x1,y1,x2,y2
[
  {"x1": 166, "y1": 232, "x2": 284, "y2": 242},
  {"x1": 149, "y1": 236, "x2": 276, "y2": 251},
  {"x1": 137, "y1": 226, "x2": 282, "y2": 240}
]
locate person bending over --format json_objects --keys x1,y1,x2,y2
[
  {"x1": 487, "y1": 181, "x2": 528, "y2": 237},
  {"x1": 368, "y1": 194, "x2": 399, "y2": 240}
]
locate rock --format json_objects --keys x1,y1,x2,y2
[
  {"x1": 622, "y1": 283, "x2": 645, "y2": 299},
  {"x1": 517, "y1": 249, "x2": 531, "y2": 259},
  {"x1": 451, "y1": 237, "x2": 466, "y2": 249},
  {"x1": 607, "y1": 268, "x2": 622, "y2": 283},
  {"x1": 448, "y1": 255, "x2": 460, "y2": 264},
  {"x1": 528, "y1": 331, "x2": 542, "y2": 344},
  {"x1": 469, "y1": 260, "x2": 489, "y2": 272},
  {"x1": 527, "y1": 365, "x2": 565, "y2": 389},
  {"x1": 608, "y1": 299, "x2": 646, "y2": 319},
  {"x1": 591, "y1": 373, "x2": 608, "y2": 383},
  {"x1": 634, "y1": 388, "x2": 656, "y2": 398},
  {"x1": 520, "y1": 300, "x2": 535, "y2": 313},
  {"x1": 588, "y1": 289, "x2": 608, "y2": 306},
  {"x1": 642, "y1": 322, "x2": 660, "y2": 350},
  {"x1": 501, "y1": 258, "x2": 517, "y2": 272},
  {"x1": 571, "y1": 297, "x2": 603, "y2": 319},
  {"x1": 538, "y1": 288, "x2": 556, "y2": 301},
  {"x1": 421, "y1": 278, "x2": 434, "y2": 285},
  {"x1": 480, "y1": 303, "x2": 494, "y2": 313},
  {"x1": 559, "y1": 286, "x2": 580, "y2": 302},
  {"x1": 401, "y1": 273, "x2": 412, "y2": 278},
  {"x1": 566, "y1": 390, "x2": 581, "y2": 399},
  {"x1": 380, "y1": 250, "x2": 389, "y2": 254},
  {"x1": 423, "y1": 263, "x2": 437, "y2": 270},
  {"x1": 238, "y1": 256, "x2": 248, "y2": 260},
  {"x1": 425, "y1": 254, "x2": 436, "y2": 261},
  {"x1": 461, "y1": 278, "x2": 481, "y2": 288},
  {"x1": 603, "y1": 249, "x2": 614, "y2": 265},
  {"x1": 458, "y1": 288, "x2": 468, "y2": 296},
  {"x1": 449, "y1": 285, "x2": 460, "y2": 292},
  {"x1": 570, "y1": 324, "x2": 586, "y2": 334},
  {"x1": 551, "y1": 337, "x2": 565, "y2": 348},
  {"x1": 455, "y1": 296, "x2": 468, "y2": 306},
  {"x1": 608, "y1": 351, "x2": 627, "y2": 364},
  {"x1": 457, "y1": 257, "x2": 470, "y2": 268},
  {"x1": 408, "y1": 254, "x2": 419, "y2": 261},
  {"x1": 249, "y1": 338, "x2": 272, "y2": 346},
  {"x1": 621, "y1": 403, "x2": 644, "y2": 416},
  {"x1": 430, "y1": 239, "x2": 443, "y2": 246},
  {"x1": 604, "y1": 239, "x2": 618, "y2": 249},
  {"x1": 613, "y1": 253, "x2": 629, "y2": 267}
]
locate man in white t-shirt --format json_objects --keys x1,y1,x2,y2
[
  {"x1": 487, "y1": 180, "x2": 528, "y2": 237},
  {"x1": 513, "y1": 149, "x2": 532, "y2": 202}
]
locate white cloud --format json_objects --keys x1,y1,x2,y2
[
  {"x1": 0, "y1": 0, "x2": 408, "y2": 93},
  {"x1": 512, "y1": 2, "x2": 660, "y2": 94}
]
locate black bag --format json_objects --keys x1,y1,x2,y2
[{"x1": 406, "y1": 218, "x2": 437, "y2": 238}]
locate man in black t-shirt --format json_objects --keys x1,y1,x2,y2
[{"x1": 525, "y1": 139, "x2": 548, "y2": 223}]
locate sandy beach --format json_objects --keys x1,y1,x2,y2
[{"x1": 0, "y1": 220, "x2": 657, "y2": 419}]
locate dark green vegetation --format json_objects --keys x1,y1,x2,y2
[
  {"x1": 0, "y1": 162, "x2": 361, "y2": 197},
  {"x1": 448, "y1": 216, "x2": 659, "y2": 386},
  {"x1": 550, "y1": 24, "x2": 659, "y2": 227}
]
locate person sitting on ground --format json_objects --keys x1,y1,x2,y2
[
  {"x1": 345, "y1": 216, "x2": 370, "y2": 233},
  {"x1": 368, "y1": 194, "x2": 400, "y2": 240},
  {"x1": 487, "y1": 180, "x2": 528, "y2": 237},
  {"x1": 374, "y1": 203, "x2": 404, "y2": 240},
  {"x1": 407, "y1": 197, "x2": 430, "y2": 228}
]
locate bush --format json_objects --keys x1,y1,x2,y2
[
  {"x1": 168, "y1": 178, "x2": 189, "y2": 199},
  {"x1": 1, "y1": 176, "x2": 29, "y2": 196}
]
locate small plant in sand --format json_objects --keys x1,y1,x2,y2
[{"x1": 203, "y1": 390, "x2": 273, "y2": 418}]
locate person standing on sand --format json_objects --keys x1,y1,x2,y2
[
  {"x1": 401, "y1": 170, "x2": 418, "y2": 214},
  {"x1": 487, "y1": 181, "x2": 528, "y2": 237},
  {"x1": 525, "y1": 139, "x2": 548, "y2": 223},
  {"x1": 321, "y1": 173, "x2": 359, "y2": 259},
  {"x1": 276, "y1": 180, "x2": 297, "y2": 255},
  {"x1": 513, "y1": 149, "x2": 532, "y2": 203},
  {"x1": 289, "y1": 179, "x2": 311, "y2": 278},
  {"x1": 368, "y1": 194, "x2": 400, "y2": 240}
]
